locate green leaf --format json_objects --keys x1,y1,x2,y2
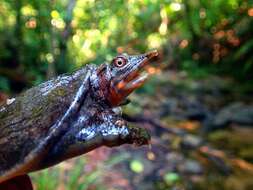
[
  {"x1": 130, "y1": 159, "x2": 144, "y2": 173},
  {"x1": 0, "y1": 76, "x2": 10, "y2": 92},
  {"x1": 234, "y1": 39, "x2": 253, "y2": 60},
  {"x1": 164, "y1": 172, "x2": 180, "y2": 184}
]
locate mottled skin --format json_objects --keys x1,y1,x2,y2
[{"x1": 0, "y1": 51, "x2": 158, "y2": 187}]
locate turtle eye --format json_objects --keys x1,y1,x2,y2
[{"x1": 113, "y1": 57, "x2": 127, "y2": 67}]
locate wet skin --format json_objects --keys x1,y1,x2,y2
[{"x1": 0, "y1": 50, "x2": 158, "y2": 184}]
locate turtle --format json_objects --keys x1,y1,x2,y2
[{"x1": 0, "y1": 50, "x2": 158, "y2": 189}]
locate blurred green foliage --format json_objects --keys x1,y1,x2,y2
[
  {"x1": 130, "y1": 159, "x2": 144, "y2": 173},
  {"x1": 0, "y1": 0, "x2": 252, "y2": 94},
  {"x1": 31, "y1": 153, "x2": 129, "y2": 190}
]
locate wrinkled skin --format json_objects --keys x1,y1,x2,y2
[{"x1": 0, "y1": 51, "x2": 158, "y2": 189}]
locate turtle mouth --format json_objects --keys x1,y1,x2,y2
[
  {"x1": 116, "y1": 50, "x2": 158, "y2": 92},
  {"x1": 118, "y1": 64, "x2": 149, "y2": 92}
]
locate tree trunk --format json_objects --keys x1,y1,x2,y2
[{"x1": 56, "y1": 0, "x2": 77, "y2": 74}]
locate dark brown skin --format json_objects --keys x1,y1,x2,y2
[
  {"x1": 0, "y1": 175, "x2": 33, "y2": 190},
  {"x1": 0, "y1": 50, "x2": 158, "y2": 188}
]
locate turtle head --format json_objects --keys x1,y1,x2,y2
[{"x1": 92, "y1": 50, "x2": 158, "y2": 107}]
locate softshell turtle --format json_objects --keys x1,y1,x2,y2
[{"x1": 0, "y1": 51, "x2": 158, "y2": 189}]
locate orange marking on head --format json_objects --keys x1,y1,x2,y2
[{"x1": 117, "y1": 81, "x2": 126, "y2": 89}]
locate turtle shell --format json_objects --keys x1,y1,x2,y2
[{"x1": 0, "y1": 66, "x2": 93, "y2": 183}]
